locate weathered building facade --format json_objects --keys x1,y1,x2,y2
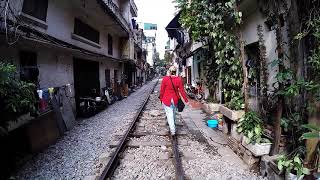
[
  {"x1": 0, "y1": 0, "x2": 143, "y2": 156},
  {"x1": 0, "y1": 0, "x2": 139, "y2": 113}
]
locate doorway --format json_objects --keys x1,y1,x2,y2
[
  {"x1": 73, "y1": 58, "x2": 100, "y2": 113},
  {"x1": 105, "y1": 69, "x2": 111, "y2": 88}
]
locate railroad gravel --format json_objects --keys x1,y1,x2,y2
[
  {"x1": 180, "y1": 135, "x2": 265, "y2": 180},
  {"x1": 112, "y1": 146, "x2": 175, "y2": 180},
  {"x1": 130, "y1": 135, "x2": 169, "y2": 142},
  {"x1": 14, "y1": 80, "x2": 158, "y2": 180}
]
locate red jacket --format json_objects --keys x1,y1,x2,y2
[{"x1": 160, "y1": 76, "x2": 188, "y2": 106}]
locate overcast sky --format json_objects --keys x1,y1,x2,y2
[{"x1": 135, "y1": 0, "x2": 177, "y2": 59}]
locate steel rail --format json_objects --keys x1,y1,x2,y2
[
  {"x1": 171, "y1": 134, "x2": 185, "y2": 180},
  {"x1": 99, "y1": 79, "x2": 159, "y2": 180}
]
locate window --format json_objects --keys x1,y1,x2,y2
[
  {"x1": 20, "y1": 51, "x2": 37, "y2": 67},
  {"x1": 22, "y1": 0, "x2": 48, "y2": 21},
  {"x1": 105, "y1": 69, "x2": 111, "y2": 88},
  {"x1": 108, "y1": 34, "x2": 113, "y2": 55},
  {"x1": 74, "y1": 18, "x2": 100, "y2": 43},
  {"x1": 19, "y1": 51, "x2": 39, "y2": 84}
]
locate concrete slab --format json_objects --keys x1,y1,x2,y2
[{"x1": 181, "y1": 105, "x2": 250, "y2": 170}]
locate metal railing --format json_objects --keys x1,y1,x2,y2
[
  {"x1": 100, "y1": 0, "x2": 131, "y2": 32},
  {"x1": 130, "y1": 0, "x2": 138, "y2": 16},
  {"x1": 133, "y1": 29, "x2": 143, "y2": 49}
]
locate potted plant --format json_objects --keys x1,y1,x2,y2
[
  {"x1": 237, "y1": 111, "x2": 272, "y2": 156},
  {"x1": 219, "y1": 94, "x2": 245, "y2": 121},
  {"x1": 0, "y1": 62, "x2": 37, "y2": 135},
  {"x1": 277, "y1": 154, "x2": 310, "y2": 180}
]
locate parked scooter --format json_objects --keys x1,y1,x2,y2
[
  {"x1": 184, "y1": 80, "x2": 204, "y2": 101},
  {"x1": 78, "y1": 88, "x2": 108, "y2": 117},
  {"x1": 194, "y1": 80, "x2": 205, "y2": 101},
  {"x1": 103, "y1": 87, "x2": 115, "y2": 105},
  {"x1": 185, "y1": 83, "x2": 195, "y2": 98}
]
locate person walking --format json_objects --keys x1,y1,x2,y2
[{"x1": 159, "y1": 66, "x2": 189, "y2": 136}]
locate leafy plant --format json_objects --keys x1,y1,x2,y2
[
  {"x1": 277, "y1": 154, "x2": 310, "y2": 178},
  {"x1": 281, "y1": 113, "x2": 303, "y2": 133},
  {"x1": 301, "y1": 124, "x2": 320, "y2": 140},
  {"x1": 237, "y1": 111, "x2": 267, "y2": 143},
  {"x1": 226, "y1": 92, "x2": 244, "y2": 110},
  {"x1": 176, "y1": 0, "x2": 244, "y2": 106},
  {"x1": 0, "y1": 62, "x2": 37, "y2": 133}
]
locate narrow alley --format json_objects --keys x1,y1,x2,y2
[{"x1": 0, "y1": 0, "x2": 319, "y2": 179}]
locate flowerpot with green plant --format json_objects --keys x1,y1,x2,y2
[
  {"x1": 277, "y1": 154, "x2": 310, "y2": 180},
  {"x1": 237, "y1": 111, "x2": 272, "y2": 156},
  {"x1": 219, "y1": 105, "x2": 245, "y2": 121},
  {"x1": 0, "y1": 62, "x2": 37, "y2": 135}
]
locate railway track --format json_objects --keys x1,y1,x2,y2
[{"x1": 99, "y1": 80, "x2": 186, "y2": 180}]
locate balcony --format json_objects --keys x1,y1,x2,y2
[
  {"x1": 120, "y1": 37, "x2": 135, "y2": 60},
  {"x1": 97, "y1": 0, "x2": 131, "y2": 34},
  {"x1": 133, "y1": 29, "x2": 144, "y2": 50}
]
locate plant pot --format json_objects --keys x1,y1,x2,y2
[
  {"x1": 208, "y1": 103, "x2": 220, "y2": 112},
  {"x1": 219, "y1": 105, "x2": 244, "y2": 121},
  {"x1": 285, "y1": 172, "x2": 304, "y2": 180},
  {"x1": 242, "y1": 136, "x2": 272, "y2": 156},
  {"x1": 7, "y1": 112, "x2": 33, "y2": 132}
]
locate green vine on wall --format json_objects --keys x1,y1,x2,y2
[
  {"x1": 257, "y1": 24, "x2": 269, "y2": 113},
  {"x1": 176, "y1": 0, "x2": 244, "y2": 109}
]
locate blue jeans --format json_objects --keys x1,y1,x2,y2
[{"x1": 163, "y1": 102, "x2": 176, "y2": 135}]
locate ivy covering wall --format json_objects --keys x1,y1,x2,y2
[{"x1": 176, "y1": 0, "x2": 244, "y2": 110}]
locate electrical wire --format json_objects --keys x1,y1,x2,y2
[
  {"x1": 3, "y1": 0, "x2": 23, "y2": 45},
  {"x1": 4, "y1": 0, "x2": 10, "y2": 43}
]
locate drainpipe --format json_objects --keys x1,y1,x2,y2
[{"x1": 219, "y1": 69, "x2": 223, "y2": 104}]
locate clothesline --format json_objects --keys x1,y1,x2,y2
[
  {"x1": 37, "y1": 83, "x2": 73, "y2": 99},
  {"x1": 36, "y1": 83, "x2": 74, "y2": 112}
]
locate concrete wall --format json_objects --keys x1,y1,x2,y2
[
  {"x1": 241, "y1": 7, "x2": 291, "y2": 111},
  {"x1": 0, "y1": 41, "x2": 123, "y2": 103},
  {"x1": 241, "y1": 8, "x2": 279, "y2": 93},
  {"x1": 146, "y1": 43, "x2": 156, "y2": 67},
  {"x1": 99, "y1": 60, "x2": 122, "y2": 88},
  {"x1": 0, "y1": 43, "x2": 74, "y2": 93},
  {"x1": 4, "y1": 0, "x2": 124, "y2": 60}
]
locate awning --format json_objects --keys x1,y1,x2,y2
[{"x1": 165, "y1": 12, "x2": 184, "y2": 45}]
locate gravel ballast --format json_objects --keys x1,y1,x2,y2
[
  {"x1": 110, "y1": 80, "x2": 265, "y2": 180},
  {"x1": 14, "y1": 80, "x2": 158, "y2": 180}
]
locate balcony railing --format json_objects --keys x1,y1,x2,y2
[
  {"x1": 130, "y1": 0, "x2": 138, "y2": 17},
  {"x1": 133, "y1": 29, "x2": 143, "y2": 49},
  {"x1": 99, "y1": 0, "x2": 131, "y2": 33}
]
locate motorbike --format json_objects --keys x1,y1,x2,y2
[
  {"x1": 185, "y1": 83, "x2": 195, "y2": 98},
  {"x1": 78, "y1": 88, "x2": 108, "y2": 117},
  {"x1": 184, "y1": 81, "x2": 205, "y2": 101},
  {"x1": 103, "y1": 87, "x2": 115, "y2": 105}
]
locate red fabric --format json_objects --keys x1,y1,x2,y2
[{"x1": 159, "y1": 76, "x2": 188, "y2": 106}]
